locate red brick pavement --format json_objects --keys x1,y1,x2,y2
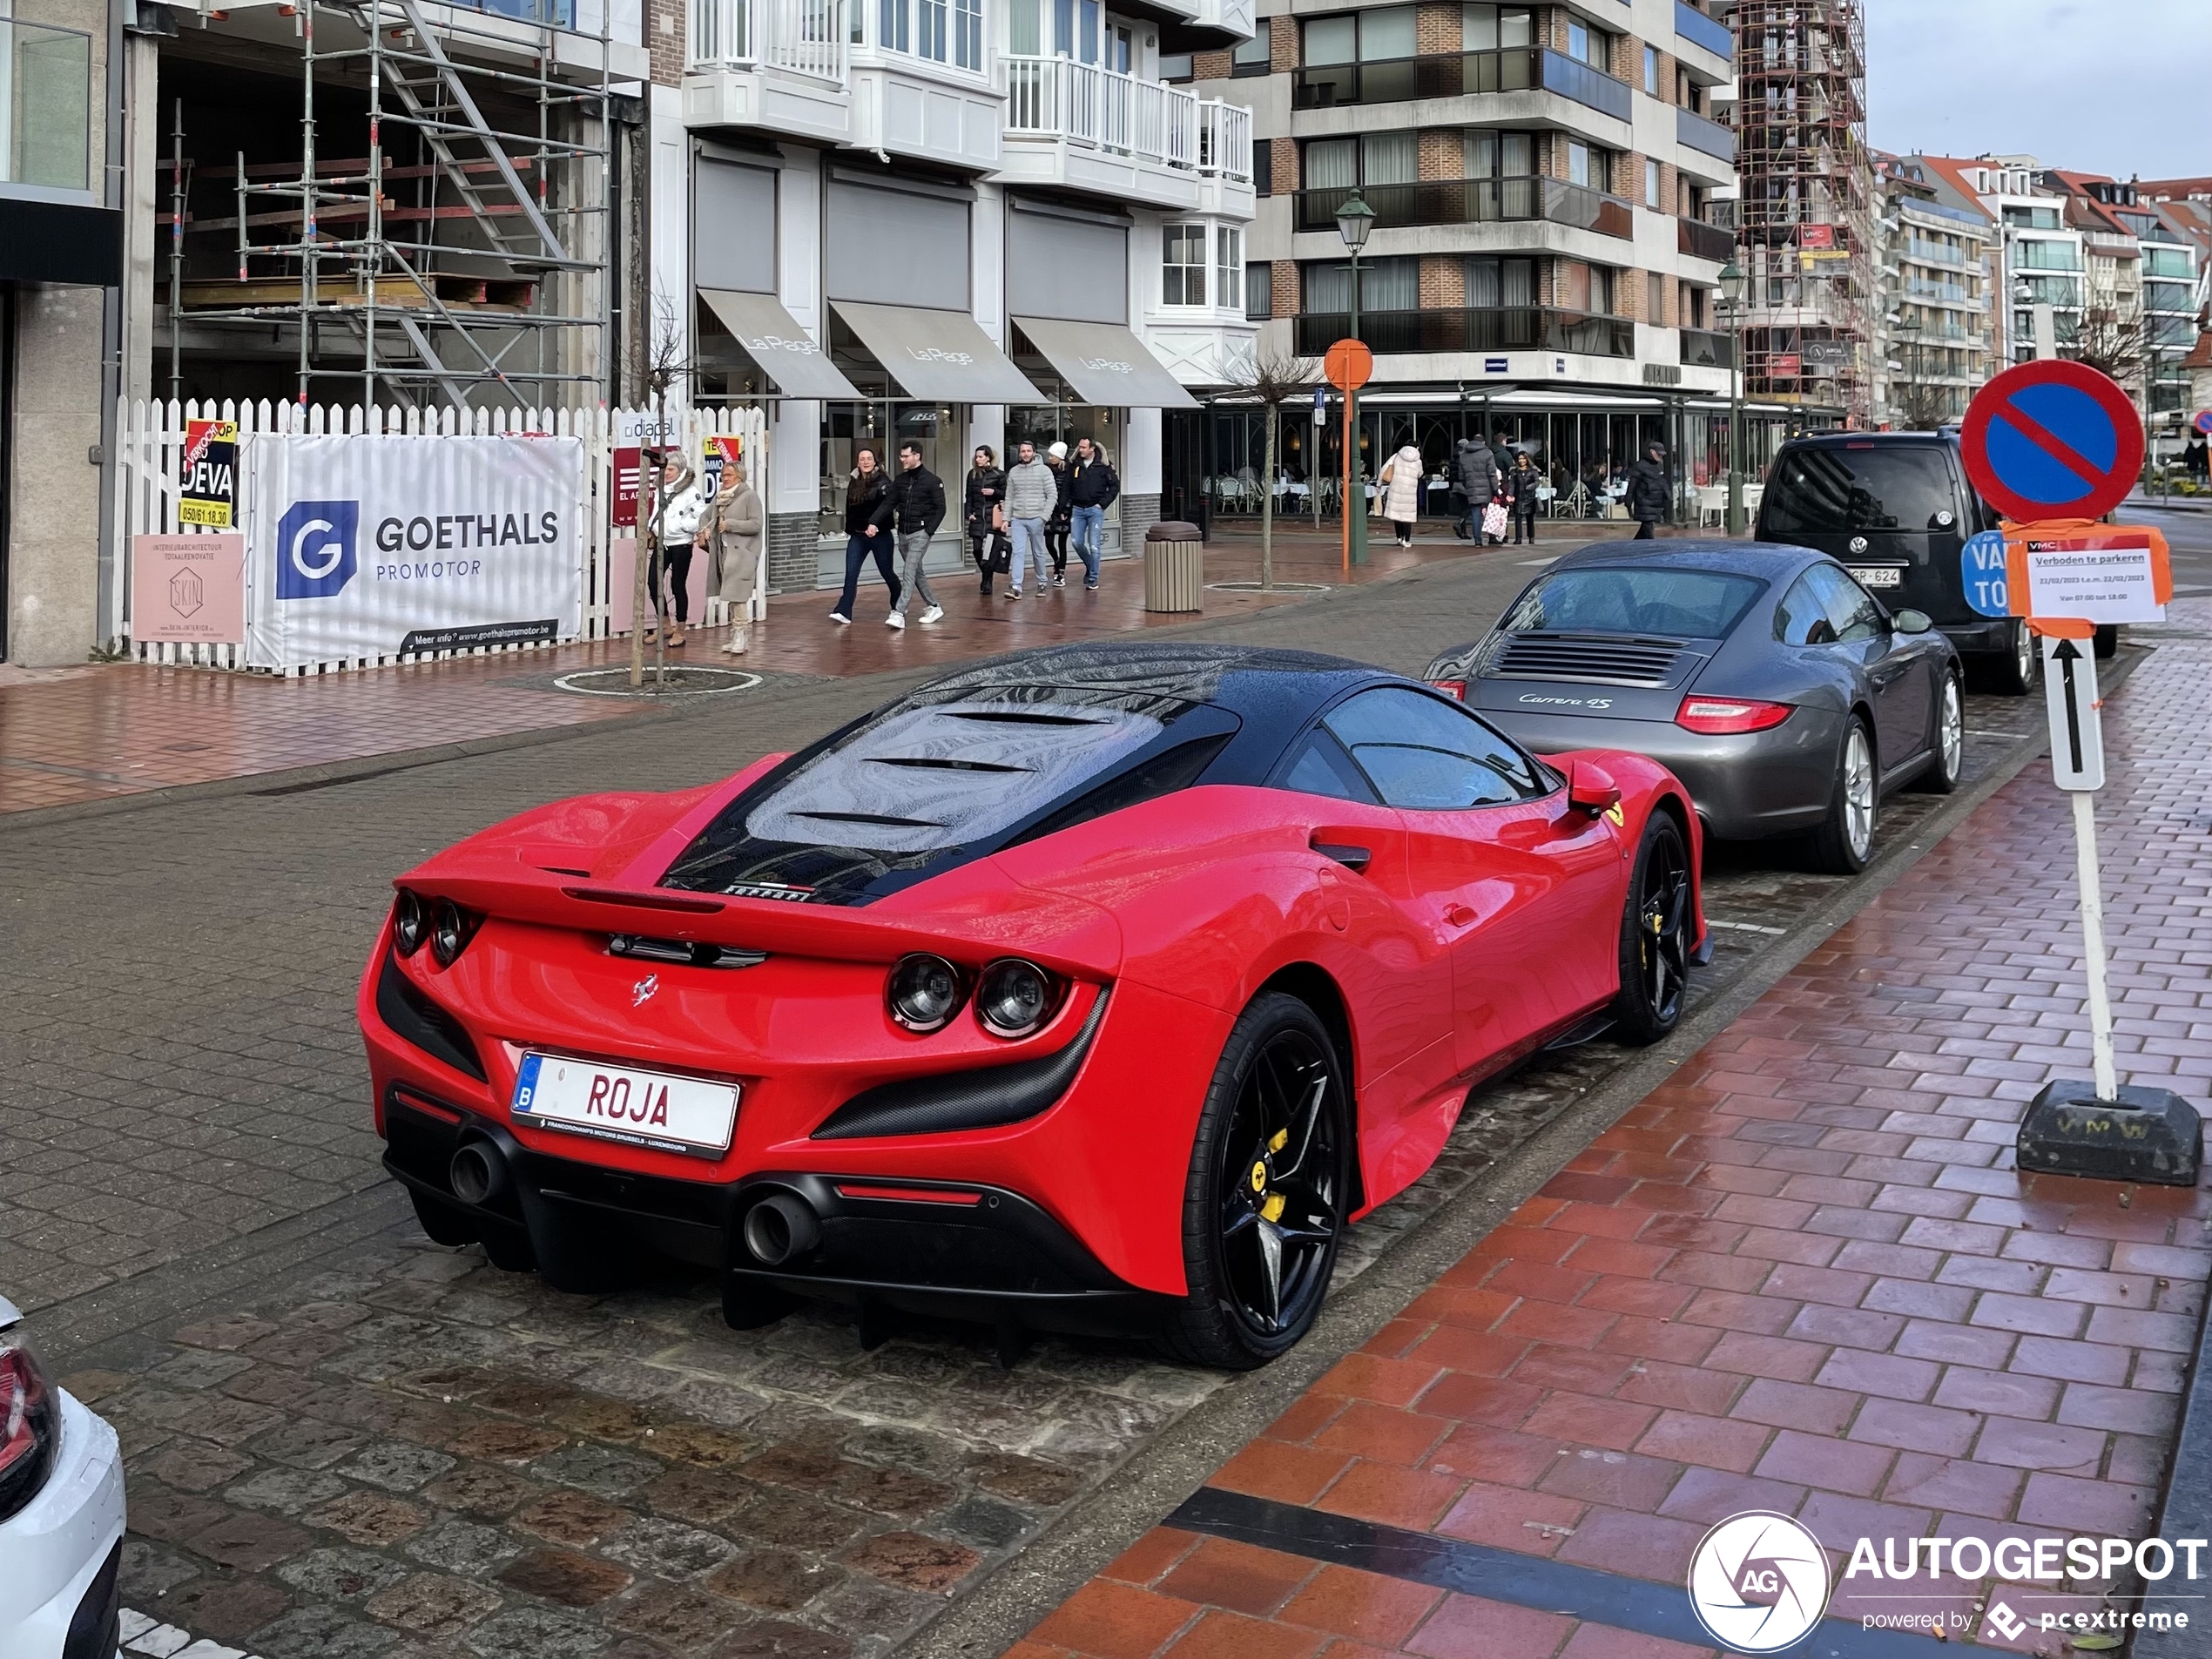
[{"x1": 1014, "y1": 615, "x2": 2212, "y2": 1659}]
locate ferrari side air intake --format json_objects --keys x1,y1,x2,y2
[{"x1": 742, "y1": 1192, "x2": 821, "y2": 1265}]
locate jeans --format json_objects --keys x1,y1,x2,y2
[
  {"x1": 836, "y1": 529, "x2": 899, "y2": 617},
  {"x1": 654, "y1": 543, "x2": 693, "y2": 624},
  {"x1": 1465, "y1": 501, "x2": 1484, "y2": 542},
  {"x1": 1069, "y1": 505, "x2": 1105, "y2": 585},
  {"x1": 1008, "y1": 517, "x2": 1048, "y2": 590},
  {"x1": 892, "y1": 529, "x2": 938, "y2": 614}
]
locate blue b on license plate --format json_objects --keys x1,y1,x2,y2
[{"x1": 510, "y1": 1052, "x2": 738, "y2": 1156}]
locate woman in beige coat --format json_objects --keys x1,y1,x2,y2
[
  {"x1": 1378, "y1": 437, "x2": 1425, "y2": 548},
  {"x1": 705, "y1": 462, "x2": 765, "y2": 655}
]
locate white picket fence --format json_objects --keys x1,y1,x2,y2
[{"x1": 111, "y1": 399, "x2": 770, "y2": 675}]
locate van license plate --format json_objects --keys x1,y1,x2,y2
[{"x1": 1851, "y1": 565, "x2": 1904, "y2": 589}]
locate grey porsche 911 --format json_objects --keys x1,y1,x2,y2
[{"x1": 1425, "y1": 543, "x2": 1962, "y2": 873}]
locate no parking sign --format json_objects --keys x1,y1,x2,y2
[{"x1": 1959, "y1": 360, "x2": 2142, "y2": 524}]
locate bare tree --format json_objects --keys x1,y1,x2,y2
[
  {"x1": 2064, "y1": 306, "x2": 2149, "y2": 398},
  {"x1": 1214, "y1": 347, "x2": 1321, "y2": 590},
  {"x1": 1894, "y1": 375, "x2": 1952, "y2": 432},
  {"x1": 632, "y1": 296, "x2": 697, "y2": 691}
]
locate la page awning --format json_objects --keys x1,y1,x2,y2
[
  {"x1": 699, "y1": 289, "x2": 862, "y2": 400},
  {"x1": 1012, "y1": 316, "x2": 1200, "y2": 409},
  {"x1": 830, "y1": 301, "x2": 1044, "y2": 403}
]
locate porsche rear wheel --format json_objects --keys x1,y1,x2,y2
[
  {"x1": 1163, "y1": 994, "x2": 1350, "y2": 1370},
  {"x1": 1610, "y1": 813, "x2": 1691, "y2": 1046},
  {"x1": 1808, "y1": 718, "x2": 1877, "y2": 875}
]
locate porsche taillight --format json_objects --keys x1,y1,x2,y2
[
  {"x1": 1676, "y1": 695, "x2": 1793, "y2": 735},
  {"x1": 0, "y1": 1326, "x2": 58, "y2": 1523},
  {"x1": 1428, "y1": 679, "x2": 1467, "y2": 701}
]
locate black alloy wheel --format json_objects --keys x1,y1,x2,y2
[
  {"x1": 1611, "y1": 812, "x2": 1692, "y2": 1046},
  {"x1": 1164, "y1": 994, "x2": 1349, "y2": 1368}
]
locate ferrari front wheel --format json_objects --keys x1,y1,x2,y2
[
  {"x1": 1163, "y1": 993, "x2": 1350, "y2": 1370},
  {"x1": 1610, "y1": 811, "x2": 1691, "y2": 1047}
]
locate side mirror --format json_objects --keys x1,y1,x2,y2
[
  {"x1": 1568, "y1": 761, "x2": 1621, "y2": 816},
  {"x1": 1893, "y1": 609, "x2": 1933, "y2": 636}
]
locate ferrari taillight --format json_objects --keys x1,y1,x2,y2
[
  {"x1": 1676, "y1": 695, "x2": 1793, "y2": 735},
  {"x1": 1428, "y1": 679, "x2": 1467, "y2": 701}
]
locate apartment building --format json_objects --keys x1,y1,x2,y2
[
  {"x1": 682, "y1": 0, "x2": 1258, "y2": 583},
  {"x1": 1870, "y1": 153, "x2": 1993, "y2": 428},
  {"x1": 1183, "y1": 0, "x2": 1767, "y2": 521}
]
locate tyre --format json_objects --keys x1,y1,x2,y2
[
  {"x1": 1808, "y1": 718, "x2": 1878, "y2": 874},
  {"x1": 1161, "y1": 993, "x2": 1351, "y2": 1370},
  {"x1": 2094, "y1": 623, "x2": 2118, "y2": 659},
  {"x1": 1992, "y1": 619, "x2": 2038, "y2": 697},
  {"x1": 1911, "y1": 672, "x2": 1964, "y2": 795},
  {"x1": 1610, "y1": 812, "x2": 1692, "y2": 1046}
]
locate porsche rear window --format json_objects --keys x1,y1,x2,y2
[{"x1": 1504, "y1": 568, "x2": 1764, "y2": 640}]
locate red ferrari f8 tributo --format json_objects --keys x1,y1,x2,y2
[{"x1": 359, "y1": 644, "x2": 1706, "y2": 1366}]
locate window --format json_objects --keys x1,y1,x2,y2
[
  {"x1": 1642, "y1": 43, "x2": 1658, "y2": 93},
  {"x1": 1303, "y1": 14, "x2": 1355, "y2": 64},
  {"x1": 1252, "y1": 137, "x2": 1272, "y2": 195},
  {"x1": 1305, "y1": 256, "x2": 1418, "y2": 313},
  {"x1": 1465, "y1": 256, "x2": 1534, "y2": 307},
  {"x1": 1009, "y1": 0, "x2": 1040, "y2": 51},
  {"x1": 1362, "y1": 131, "x2": 1418, "y2": 185},
  {"x1": 1159, "y1": 50, "x2": 1193, "y2": 79},
  {"x1": 1772, "y1": 572, "x2": 1834, "y2": 647},
  {"x1": 1163, "y1": 225, "x2": 1207, "y2": 306},
  {"x1": 1644, "y1": 158, "x2": 1661, "y2": 207},
  {"x1": 1759, "y1": 446, "x2": 1962, "y2": 540},
  {"x1": 1804, "y1": 564, "x2": 1884, "y2": 644},
  {"x1": 1078, "y1": 0, "x2": 1099, "y2": 61},
  {"x1": 1232, "y1": 17, "x2": 1271, "y2": 73},
  {"x1": 1319, "y1": 688, "x2": 1543, "y2": 810},
  {"x1": 1217, "y1": 227, "x2": 1243, "y2": 309},
  {"x1": 1464, "y1": 3, "x2": 1532, "y2": 49},
  {"x1": 1304, "y1": 138, "x2": 1355, "y2": 190},
  {"x1": 1565, "y1": 142, "x2": 1610, "y2": 193},
  {"x1": 955, "y1": 0, "x2": 980, "y2": 66},
  {"x1": 1648, "y1": 271, "x2": 1664, "y2": 321},
  {"x1": 916, "y1": 0, "x2": 946, "y2": 59},
  {"x1": 1359, "y1": 4, "x2": 1414, "y2": 57},
  {"x1": 879, "y1": 0, "x2": 909, "y2": 51},
  {"x1": 1506, "y1": 568, "x2": 1764, "y2": 638},
  {"x1": 1568, "y1": 141, "x2": 1590, "y2": 188},
  {"x1": 1466, "y1": 130, "x2": 1535, "y2": 179},
  {"x1": 1246, "y1": 261, "x2": 1273, "y2": 320},
  {"x1": 1277, "y1": 729, "x2": 1378, "y2": 804}
]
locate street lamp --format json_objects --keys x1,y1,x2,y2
[
  {"x1": 1336, "y1": 192, "x2": 1375, "y2": 565},
  {"x1": 1897, "y1": 314, "x2": 1923, "y2": 427},
  {"x1": 1719, "y1": 257, "x2": 1747, "y2": 536}
]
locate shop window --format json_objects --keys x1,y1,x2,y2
[
  {"x1": 1232, "y1": 17, "x2": 1271, "y2": 74},
  {"x1": 1163, "y1": 224, "x2": 1209, "y2": 306},
  {"x1": 1217, "y1": 227, "x2": 1243, "y2": 309},
  {"x1": 1246, "y1": 261, "x2": 1272, "y2": 320},
  {"x1": 1463, "y1": 3, "x2": 1532, "y2": 49}
]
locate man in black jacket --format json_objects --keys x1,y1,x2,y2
[
  {"x1": 1452, "y1": 436, "x2": 1501, "y2": 543},
  {"x1": 885, "y1": 440, "x2": 946, "y2": 629},
  {"x1": 1067, "y1": 437, "x2": 1119, "y2": 590},
  {"x1": 1627, "y1": 442, "x2": 1671, "y2": 540}
]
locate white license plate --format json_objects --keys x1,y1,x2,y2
[
  {"x1": 1851, "y1": 564, "x2": 1904, "y2": 589},
  {"x1": 511, "y1": 1052, "x2": 738, "y2": 1157}
]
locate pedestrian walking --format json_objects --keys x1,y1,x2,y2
[
  {"x1": 964, "y1": 446, "x2": 1010, "y2": 596},
  {"x1": 646, "y1": 449, "x2": 708, "y2": 647},
  {"x1": 1067, "y1": 437, "x2": 1118, "y2": 589},
  {"x1": 2186, "y1": 431, "x2": 2209, "y2": 486},
  {"x1": 884, "y1": 441, "x2": 946, "y2": 630},
  {"x1": 1506, "y1": 450, "x2": 1541, "y2": 545},
  {"x1": 830, "y1": 445, "x2": 897, "y2": 625},
  {"x1": 1002, "y1": 440, "x2": 1057, "y2": 600},
  {"x1": 1627, "y1": 442, "x2": 1670, "y2": 541},
  {"x1": 1044, "y1": 441, "x2": 1073, "y2": 586},
  {"x1": 1451, "y1": 434, "x2": 1501, "y2": 543},
  {"x1": 704, "y1": 458, "x2": 765, "y2": 655},
  {"x1": 1379, "y1": 436, "x2": 1423, "y2": 548}
]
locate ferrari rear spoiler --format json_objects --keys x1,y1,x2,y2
[{"x1": 391, "y1": 865, "x2": 1123, "y2": 979}]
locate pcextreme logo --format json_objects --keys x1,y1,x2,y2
[
  {"x1": 275, "y1": 499, "x2": 361, "y2": 599},
  {"x1": 1686, "y1": 1512, "x2": 1831, "y2": 1653}
]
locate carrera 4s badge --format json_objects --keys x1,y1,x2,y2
[{"x1": 1519, "y1": 693, "x2": 1615, "y2": 709}]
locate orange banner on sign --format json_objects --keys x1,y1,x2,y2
[{"x1": 1997, "y1": 518, "x2": 2173, "y2": 637}]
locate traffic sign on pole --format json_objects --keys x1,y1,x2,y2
[
  {"x1": 2041, "y1": 635, "x2": 2104, "y2": 792},
  {"x1": 1959, "y1": 360, "x2": 2145, "y2": 525},
  {"x1": 1323, "y1": 339, "x2": 1373, "y2": 391},
  {"x1": 1960, "y1": 529, "x2": 2009, "y2": 617},
  {"x1": 2195, "y1": 409, "x2": 2212, "y2": 437}
]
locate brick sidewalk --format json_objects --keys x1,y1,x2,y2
[{"x1": 1016, "y1": 611, "x2": 2212, "y2": 1659}]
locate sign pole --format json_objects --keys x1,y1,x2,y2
[
  {"x1": 2068, "y1": 789, "x2": 2119, "y2": 1103},
  {"x1": 1322, "y1": 338, "x2": 1374, "y2": 582}
]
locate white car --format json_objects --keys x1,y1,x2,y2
[{"x1": 0, "y1": 1295, "x2": 125, "y2": 1657}]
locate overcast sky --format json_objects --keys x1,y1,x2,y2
[{"x1": 1865, "y1": 0, "x2": 2209, "y2": 181}]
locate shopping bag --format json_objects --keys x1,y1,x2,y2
[{"x1": 1482, "y1": 501, "x2": 1509, "y2": 540}]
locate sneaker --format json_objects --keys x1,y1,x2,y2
[
  {"x1": 886, "y1": 611, "x2": 905, "y2": 630},
  {"x1": 829, "y1": 611, "x2": 851, "y2": 625},
  {"x1": 1084, "y1": 580, "x2": 1099, "y2": 590},
  {"x1": 1008, "y1": 588, "x2": 1023, "y2": 601},
  {"x1": 921, "y1": 605, "x2": 944, "y2": 624},
  {"x1": 978, "y1": 581, "x2": 991, "y2": 596},
  {"x1": 1050, "y1": 573, "x2": 1065, "y2": 588}
]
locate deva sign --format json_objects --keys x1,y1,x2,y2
[{"x1": 245, "y1": 433, "x2": 584, "y2": 670}]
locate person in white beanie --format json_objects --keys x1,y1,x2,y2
[{"x1": 1043, "y1": 442, "x2": 1074, "y2": 587}]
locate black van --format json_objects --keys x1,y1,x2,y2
[{"x1": 1756, "y1": 432, "x2": 2041, "y2": 695}]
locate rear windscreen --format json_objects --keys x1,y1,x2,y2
[
  {"x1": 1760, "y1": 447, "x2": 1959, "y2": 537},
  {"x1": 1503, "y1": 568, "x2": 1765, "y2": 639}
]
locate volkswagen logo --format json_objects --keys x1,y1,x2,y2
[
  {"x1": 1686, "y1": 1512, "x2": 1831, "y2": 1653},
  {"x1": 1849, "y1": 535, "x2": 1870, "y2": 555}
]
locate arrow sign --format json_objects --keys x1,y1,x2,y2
[
  {"x1": 1961, "y1": 361, "x2": 2144, "y2": 525},
  {"x1": 2042, "y1": 634, "x2": 2105, "y2": 792}
]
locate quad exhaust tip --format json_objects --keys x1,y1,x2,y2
[
  {"x1": 449, "y1": 1141, "x2": 509, "y2": 1207},
  {"x1": 744, "y1": 1192, "x2": 820, "y2": 1265}
]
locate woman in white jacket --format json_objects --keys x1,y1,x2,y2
[
  {"x1": 648, "y1": 454, "x2": 710, "y2": 647},
  {"x1": 1379, "y1": 439, "x2": 1425, "y2": 548}
]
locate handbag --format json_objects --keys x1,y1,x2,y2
[{"x1": 1482, "y1": 500, "x2": 1509, "y2": 540}]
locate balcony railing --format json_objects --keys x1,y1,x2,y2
[
  {"x1": 1294, "y1": 45, "x2": 1630, "y2": 122},
  {"x1": 1005, "y1": 57, "x2": 1250, "y2": 181},
  {"x1": 1294, "y1": 176, "x2": 1630, "y2": 238},
  {"x1": 1679, "y1": 327, "x2": 1733, "y2": 369},
  {"x1": 1675, "y1": 1, "x2": 1733, "y2": 59},
  {"x1": 1293, "y1": 306, "x2": 1634, "y2": 358},
  {"x1": 1677, "y1": 216, "x2": 1733, "y2": 263},
  {"x1": 690, "y1": 0, "x2": 845, "y2": 79},
  {"x1": 0, "y1": 17, "x2": 92, "y2": 194},
  {"x1": 1676, "y1": 105, "x2": 1735, "y2": 162},
  {"x1": 1904, "y1": 238, "x2": 1963, "y2": 268}
]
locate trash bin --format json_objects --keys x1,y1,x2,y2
[{"x1": 1143, "y1": 520, "x2": 1204, "y2": 614}]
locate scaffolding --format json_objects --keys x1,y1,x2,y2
[
  {"x1": 163, "y1": 0, "x2": 619, "y2": 410},
  {"x1": 1718, "y1": 0, "x2": 1873, "y2": 424}
]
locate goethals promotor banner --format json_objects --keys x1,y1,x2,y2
[{"x1": 245, "y1": 433, "x2": 584, "y2": 670}]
